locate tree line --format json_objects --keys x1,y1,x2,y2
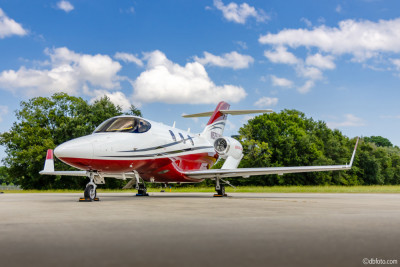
[{"x1": 1, "y1": 93, "x2": 399, "y2": 189}]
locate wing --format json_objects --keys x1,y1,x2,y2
[{"x1": 185, "y1": 137, "x2": 359, "y2": 180}]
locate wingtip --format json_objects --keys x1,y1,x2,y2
[
  {"x1": 46, "y1": 149, "x2": 53, "y2": 160},
  {"x1": 349, "y1": 137, "x2": 360, "y2": 167}
]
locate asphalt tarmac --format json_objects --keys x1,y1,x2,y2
[{"x1": 1, "y1": 192, "x2": 400, "y2": 267}]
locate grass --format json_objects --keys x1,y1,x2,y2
[{"x1": 2, "y1": 185, "x2": 400, "y2": 194}]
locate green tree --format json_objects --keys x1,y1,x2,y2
[
  {"x1": 0, "y1": 166, "x2": 9, "y2": 185},
  {"x1": 0, "y1": 93, "x2": 141, "y2": 189},
  {"x1": 364, "y1": 136, "x2": 393, "y2": 147},
  {"x1": 237, "y1": 110, "x2": 358, "y2": 186}
]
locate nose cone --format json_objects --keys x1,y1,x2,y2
[{"x1": 55, "y1": 136, "x2": 94, "y2": 170}]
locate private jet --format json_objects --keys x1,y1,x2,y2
[{"x1": 40, "y1": 101, "x2": 359, "y2": 201}]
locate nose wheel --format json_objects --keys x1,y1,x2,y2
[{"x1": 79, "y1": 173, "x2": 100, "y2": 202}]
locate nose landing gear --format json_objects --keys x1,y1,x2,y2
[{"x1": 79, "y1": 172, "x2": 100, "y2": 202}]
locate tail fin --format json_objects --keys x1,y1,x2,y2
[{"x1": 202, "y1": 101, "x2": 230, "y2": 140}]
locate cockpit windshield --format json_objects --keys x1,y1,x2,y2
[{"x1": 94, "y1": 117, "x2": 151, "y2": 133}]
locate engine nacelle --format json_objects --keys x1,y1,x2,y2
[{"x1": 213, "y1": 137, "x2": 243, "y2": 169}]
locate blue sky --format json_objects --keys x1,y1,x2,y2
[{"x1": 1, "y1": 0, "x2": 400, "y2": 161}]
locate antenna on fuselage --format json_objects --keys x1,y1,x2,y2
[
  {"x1": 172, "y1": 121, "x2": 176, "y2": 128},
  {"x1": 187, "y1": 128, "x2": 190, "y2": 133}
]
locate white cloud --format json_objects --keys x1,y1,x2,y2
[
  {"x1": 213, "y1": 0, "x2": 269, "y2": 24},
  {"x1": 327, "y1": 114, "x2": 365, "y2": 128},
  {"x1": 194, "y1": 51, "x2": 254, "y2": 69},
  {"x1": 335, "y1": 5, "x2": 342, "y2": 13},
  {"x1": 114, "y1": 52, "x2": 143, "y2": 67},
  {"x1": 392, "y1": 59, "x2": 400, "y2": 70},
  {"x1": 0, "y1": 8, "x2": 27, "y2": 38},
  {"x1": 119, "y1": 6, "x2": 135, "y2": 14},
  {"x1": 236, "y1": 41, "x2": 248, "y2": 50},
  {"x1": 259, "y1": 18, "x2": 400, "y2": 61},
  {"x1": 131, "y1": 50, "x2": 246, "y2": 104},
  {"x1": 297, "y1": 80, "x2": 315, "y2": 94},
  {"x1": 0, "y1": 105, "x2": 8, "y2": 122},
  {"x1": 56, "y1": 1, "x2": 74, "y2": 13},
  {"x1": 300, "y1": 18, "x2": 312, "y2": 27},
  {"x1": 296, "y1": 65, "x2": 323, "y2": 80},
  {"x1": 264, "y1": 46, "x2": 299, "y2": 65},
  {"x1": 306, "y1": 53, "x2": 336, "y2": 70},
  {"x1": 254, "y1": 97, "x2": 278, "y2": 107},
  {"x1": 0, "y1": 47, "x2": 122, "y2": 96},
  {"x1": 90, "y1": 90, "x2": 131, "y2": 111},
  {"x1": 270, "y1": 75, "x2": 293, "y2": 88}
]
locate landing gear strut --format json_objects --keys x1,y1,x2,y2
[
  {"x1": 134, "y1": 171, "x2": 149, "y2": 196},
  {"x1": 79, "y1": 172, "x2": 100, "y2": 202},
  {"x1": 214, "y1": 177, "x2": 227, "y2": 197}
]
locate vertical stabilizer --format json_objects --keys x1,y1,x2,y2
[{"x1": 201, "y1": 101, "x2": 230, "y2": 141}]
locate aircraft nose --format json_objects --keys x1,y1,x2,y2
[{"x1": 54, "y1": 138, "x2": 94, "y2": 161}]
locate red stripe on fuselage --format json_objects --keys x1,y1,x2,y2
[{"x1": 58, "y1": 152, "x2": 218, "y2": 183}]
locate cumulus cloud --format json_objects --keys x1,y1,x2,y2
[
  {"x1": 89, "y1": 90, "x2": 131, "y2": 111},
  {"x1": 0, "y1": 105, "x2": 8, "y2": 122},
  {"x1": 254, "y1": 97, "x2": 278, "y2": 107},
  {"x1": 264, "y1": 47, "x2": 323, "y2": 93},
  {"x1": 270, "y1": 75, "x2": 293, "y2": 88},
  {"x1": 56, "y1": 1, "x2": 74, "y2": 13},
  {"x1": 392, "y1": 59, "x2": 400, "y2": 70},
  {"x1": 0, "y1": 47, "x2": 122, "y2": 96},
  {"x1": 213, "y1": 0, "x2": 269, "y2": 24},
  {"x1": 0, "y1": 8, "x2": 27, "y2": 38},
  {"x1": 327, "y1": 114, "x2": 365, "y2": 128},
  {"x1": 297, "y1": 80, "x2": 315, "y2": 94},
  {"x1": 114, "y1": 52, "x2": 143, "y2": 67},
  {"x1": 194, "y1": 51, "x2": 254, "y2": 69},
  {"x1": 264, "y1": 46, "x2": 299, "y2": 65},
  {"x1": 306, "y1": 53, "x2": 336, "y2": 70},
  {"x1": 259, "y1": 18, "x2": 400, "y2": 61},
  {"x1": 131, "y1": 50, "x2": 246, "y2": 104}
]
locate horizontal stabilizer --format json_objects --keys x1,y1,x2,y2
[{"x1": 183, "y1": 109, "x2": 272, "y2": 118}]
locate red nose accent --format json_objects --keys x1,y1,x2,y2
[{"x1": 46, "y1": 149, "x2": 53, "y2": 160}]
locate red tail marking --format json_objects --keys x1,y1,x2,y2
[
  {"x1": 207, "y1": 101, "x2": 230, "y2": 125},
  {"x1": 46, "y1": 149, "x2": 53, "y2": 160}
]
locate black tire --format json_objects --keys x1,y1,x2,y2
[
  {"x1": 138, "y1": 184, "x2": 147, "y2": 195},
  {"x1": 84, "y1": 184, "x2": 96, "y2": 200},
  {"x1": 217, "y1": 185, "x2": 225, "y2": 195}
]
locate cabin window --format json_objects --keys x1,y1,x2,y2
[
  {"x1": 179, "y1": 133, "x2": 185, "y2": 143},
  {"x1": 187, "y1": 135, "x2": 194, "y2": 146},
  {"x1": 94, "y1": 117, "x2": 151, "y2": 133},
  {"x1": 169, "y1": 130, "x2": 176, "y2": 141}
]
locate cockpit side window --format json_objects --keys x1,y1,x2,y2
[
  {"x1": 136, "y1": 119, "x2": 151, "y2": 133},
  {"x1": 94, "y1": 117, "x2": 151, "y2": 133}
]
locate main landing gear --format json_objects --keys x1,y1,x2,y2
[
  {"x1": 79, "y1": 172, "x2": 101, "y2": 202},
  {"x1": 214, "y1": 177, "x2": 227, "y2": 197},
  {"x1": 134, "y1": 171, "x2": 149, "y2": 197}
]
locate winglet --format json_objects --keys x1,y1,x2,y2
[
  {"x1": 349, "y1": 137, "x2": 360, "y2": 167},
  {"x1": 42, "y1": 149, "x2": 55, "y2": 173}
]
